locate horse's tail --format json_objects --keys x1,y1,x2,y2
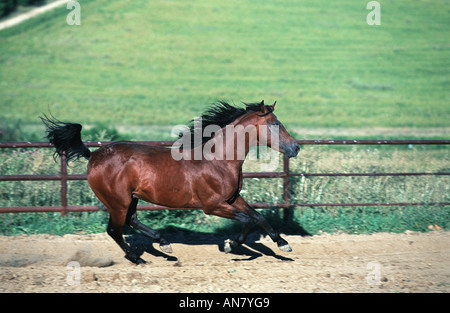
[{"x1": 40, "y1": 114, "x2": 91, "y2": 162}]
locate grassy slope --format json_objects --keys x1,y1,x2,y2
[{"x1": 0, "y1": 0, "x2": 449, "y2": 131}]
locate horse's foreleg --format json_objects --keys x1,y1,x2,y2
[
  {"x1": 202, "y1": 202, "x2": 252, "y2": 253},
  {"x1": 233, "y1": 196, "x2": 292, "y2": 252}
]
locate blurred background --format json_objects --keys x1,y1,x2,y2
[{"x1": 1, "y1": 0, "x2": 448, "y2": 141}]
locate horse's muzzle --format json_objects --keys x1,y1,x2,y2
[{"x1": 283, "y1": 142, "x2": 300, "y2": 158}]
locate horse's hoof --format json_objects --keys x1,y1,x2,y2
[
  {"x1": 278, "y1": 243, "x2": 292, "y2": 252},
  {"x1": 160, "y1": 243, "x2": 173, "y2": 254},
  {"x1": 125, "y1": 255, "x2": 146, "y2": 265},
  {"x1": 277, "y1": 238, "x2": 292, "y2": 252},
  {"x1": 135, "y1": 257, "x2": 147, "y2": 265},
  {"x1": 224, "y1": 239, "x2": 235, "y2": 253}
]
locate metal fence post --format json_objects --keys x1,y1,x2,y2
[
  {"x1": 60, "y1": 153, "x2": 68, "y2": 216},
  {"x1": 282, "y1": 154, "x2": 292, "y2": 222}
]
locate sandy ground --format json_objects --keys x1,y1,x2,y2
[{"x1": 0, "y1": 230, "x2": 448, "y2": 293}]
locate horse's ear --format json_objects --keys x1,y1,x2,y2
[
  {"x1": 271, "y1": 101, "x2": 277, "y2": 111},
  {"x1": 259, "y1": 100, "x2": 267, "y2": 113}
]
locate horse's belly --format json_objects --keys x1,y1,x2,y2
[{"x1": 134, "y1": 173, "x2": 201, "y2": 208}]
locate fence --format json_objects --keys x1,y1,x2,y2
[{"x1": 1, "y1": 140, "x2": 449, "y2": 215}]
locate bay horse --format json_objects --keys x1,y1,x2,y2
[{"x1": 41, "y1": 100, "x2": 300, "y2": 264}]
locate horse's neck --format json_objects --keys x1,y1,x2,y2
[{"x1": 203, "y1": 115, "x2": 258, "y2": 164}]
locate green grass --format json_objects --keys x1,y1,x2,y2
[{"x1": 0, "y1": 0, "x2": 449, "y2": 131}]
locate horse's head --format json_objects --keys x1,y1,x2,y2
[{"x1": 254, "y1": 100, "x2": 300, "y2": 158}]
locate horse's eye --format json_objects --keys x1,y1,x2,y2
[{"x1": 272, "y1": 120, "x2": 281, "y2": 126}]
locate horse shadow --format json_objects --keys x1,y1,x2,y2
[{"x1": 123, "y1": 221, "x2": 311, "y2": 263}]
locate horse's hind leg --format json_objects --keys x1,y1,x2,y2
[
  {"x1": 126, "y1": 198, "x2": 173, "y2": 253},
  {"x1": 92, "y1": 190, "x2": 145, "y2": 264},
  {"x1": 224, "y1": 221, "x2": 252, "y2": 253},
  {"x1": 107, "y1": 215, "x2": 145, "y2": 264}
]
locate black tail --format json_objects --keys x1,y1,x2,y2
[{"x1": 40, "y1": 114, "x2": 91, "y2": 162}]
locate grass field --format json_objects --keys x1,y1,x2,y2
[
  {"x1": 0, "y1": 0, "x2": 449, "y2": 235},
  {"x1": 0, "y1": 0, "x2": 449, "y2": 133}
]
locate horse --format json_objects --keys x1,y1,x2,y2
[{"x1": 41, "y1": 100, "x2": 300, "y2": 264}]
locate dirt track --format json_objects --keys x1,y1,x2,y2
[{"x1": 0, "y1": 231, "x2": 448, "y2": 293}]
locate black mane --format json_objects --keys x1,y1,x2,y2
[{"x1": 180, "y1": 100, "x2": 273, "y2": 146}]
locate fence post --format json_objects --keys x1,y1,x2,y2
[
  {"x1": 282, "y1": 154, "x2": 292, "y2": 222},
  {"x1": 60, "y1": 154, "x2": 68, "y2": 216}
]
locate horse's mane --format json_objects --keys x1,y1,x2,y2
[{"x1": 180, "y1": 101, "x2": 273, "y2": 146}]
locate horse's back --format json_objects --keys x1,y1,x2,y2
[
  {"x1": 86, "y1": 142, "x2": 171, "y2": 188},
  {"x1": 88, "y1": 142, "x2": 170, "y2": 166},
  {"x1": 86, "y1": 141, "x2": 193, "y2": 205}
]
